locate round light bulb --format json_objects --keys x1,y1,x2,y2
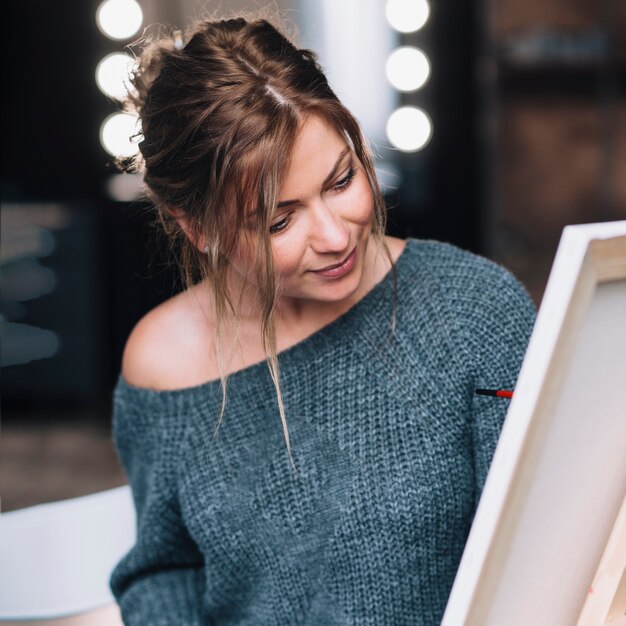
[
  {"x1": 96, "y1": 52, "x2": 136, "y2": 100},
  {"x1": 386, "y1": 47, "x2": 431, "y2": 92},
  {"x1": 100, "y1": 113, "x2": 140, "y2": 157},
  {"x1": 96, "y1": 0, "x2": 143, "y2": 40},
  {"x1": 385, "y1": 0, "x2": 430, "y2": 34},
  {"x1": 386, "y1": 106, "x2": 432, "y2": 152}
]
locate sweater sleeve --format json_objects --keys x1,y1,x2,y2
[
  {"x1": 108, "y1": 388, "x2": 206, "y2": 625},
  {"x1": 433, "y1": 243, "x2": 538, "y2": 508},
  {"x1": 463, "y1": 258, "x2": 537, "y2": 506}
]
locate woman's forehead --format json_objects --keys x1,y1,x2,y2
[
  {"x1": 279, "y1": 116, "x2": 352, "y2": 204},
  {"x1": 234, "y1": 115, "x2": 354, "y2": 217},
  {"x1": 288, "y1": 113, "x2": 350, "y2": 167}
]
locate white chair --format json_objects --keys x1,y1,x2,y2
[{"x1": 0, "y1": 486, "x2": 135, "y2": 625}]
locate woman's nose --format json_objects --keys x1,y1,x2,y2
[{"x1": 309, "y1": 199, "x2": 350, "y2": 251}]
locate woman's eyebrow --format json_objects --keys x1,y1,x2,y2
[{"x1": 276, "y1": 146, "x2": 352, "y2": 209}]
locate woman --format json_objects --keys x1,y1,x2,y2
[{"x1": 109, "y1": 16, "x2": 537, "y2": 626}]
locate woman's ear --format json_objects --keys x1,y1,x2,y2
[{"x1": 167, "y1": 208, "x2": 207, "y2": 253}]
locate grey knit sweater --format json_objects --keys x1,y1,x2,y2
[{"x1": 109, "y1": 238, "x2": 537, "y2": 626}]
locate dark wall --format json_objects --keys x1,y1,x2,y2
[
  {"x1": 1, "y1": 1, "x2": 175, "y2": 419},
  {"x1": 2, "y1": 1, "x2": 111, "y2": 199}
]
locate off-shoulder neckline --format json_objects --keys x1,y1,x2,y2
[{"x1": 114, "y1": 238, "x2": 416, "y2": 403}]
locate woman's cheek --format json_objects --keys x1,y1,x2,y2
[
  {"x1": 272, "y1": 239, "x2": 304, "y2": 277},
  {"x1": 229, "y1": 236, "x2": 259, "y2": 277},
  {"x1": 354, "y1": 184, "x2": 375, "y2": 225}
]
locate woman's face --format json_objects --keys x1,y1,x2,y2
[{"x1": 230, "y1": 113, "x2": 375, "y2": 316}]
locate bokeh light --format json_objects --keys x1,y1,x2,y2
[
  {"x1": 100, "y1": 113, "x2": 140, "y2": 157},
  {"x1": 386, "y1": 106, "x2": 432, "y2": 152},
  {"x1": 386, "y1": 47, "x2": 431, "y2": 92},
  {"x1": 105, "y1": 173, "x2": 144, "y2": 201},
  {"x1": 96, "y1": 0, "x2": 143, "y2": 40},
  {"x1": 385, "y1": 0, "x2": 430, "y2": 34},
  {"x1": 95, "y1": 53, "x2": 135, "y2": 100}
]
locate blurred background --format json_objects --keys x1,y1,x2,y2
[{"x1": 1, "y1": 0, "x2": 625, "y2": 512}]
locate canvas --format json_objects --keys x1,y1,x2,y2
[{"x1": 442, "y1": 220, "x2": 626, "y2": 626}]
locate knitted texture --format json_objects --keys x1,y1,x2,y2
[{"x1": 109, "y1": 238, "x2": 537, "y2": 625}]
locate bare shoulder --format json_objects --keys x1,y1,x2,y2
[{"x1": 121, "y1": 286, "x2": 216, "y2": 391}]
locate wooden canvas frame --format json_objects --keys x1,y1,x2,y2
[{"x1": 441, "y1": 221, "x2": 626, "y2": 626}]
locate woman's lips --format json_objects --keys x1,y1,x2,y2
[{"x1": 311, "y1": 246, "x2": 357, "y2": 278}]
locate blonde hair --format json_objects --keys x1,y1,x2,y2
[{"x1": 119, "y1": 15, "x2": 397, "y2": 472}]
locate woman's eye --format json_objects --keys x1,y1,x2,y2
[
  {"x1": 332, "y1": 166, "x2": 357, "y2": 192},
  {"x1": 269, "y1": 216, "x2": 291, "y2": 235},
  {"x1": 269, "y1": 167, "x2": 358, "y2": 235}
]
